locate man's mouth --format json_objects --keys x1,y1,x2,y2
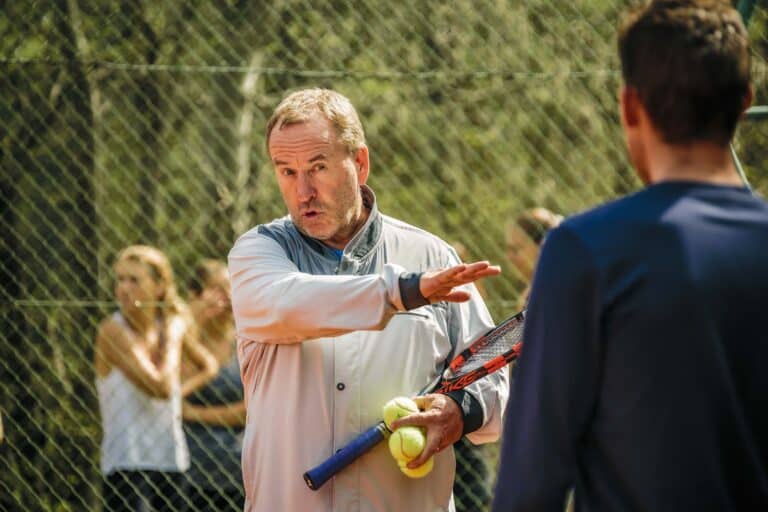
[{"x1": 302, "y1": 210, "x2": 321, "y2": 218}]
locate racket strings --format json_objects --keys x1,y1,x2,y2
[{"x1": 451, "y1": 319, "x2": 524, "y2": 377}]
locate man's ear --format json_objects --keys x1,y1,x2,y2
[
  {"x1": 355, "y1": 145, "x2": 370, "y2": 185},
  {"x1": 742, "y1": 85, "x2": 754, "y2": 115},
  {"x1": 620, "y1": 85, "x2": 641, "y2": 128}
]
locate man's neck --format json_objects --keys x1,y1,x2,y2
[{"x1": 646, "y1": 140, "x2": 743, "y2": 186}]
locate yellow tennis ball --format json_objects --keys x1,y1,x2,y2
[
  {"x1": 382, "y1": 396, "x2": 419, "y2": 430},
  {"x1": 398, "y1": 455, "x2": 434, "y2": 478},
  {"x1": 388, "y1": 426, "x2": 426, "y2": 462}
]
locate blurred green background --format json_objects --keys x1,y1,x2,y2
[{"x1": 1, "y1": 1, "x2": 767, "y2": 510}]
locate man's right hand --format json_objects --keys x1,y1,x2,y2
[{"x1": 420, "y1": 261, "x2": 501, "y2": 303}]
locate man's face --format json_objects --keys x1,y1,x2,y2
[{"x1": 269, "y1": 117, "x2": 369, "y2": 248}]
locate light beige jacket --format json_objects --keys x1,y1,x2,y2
[{"x1": 229, "y1": 187, "x2": 509, "y2": 512}]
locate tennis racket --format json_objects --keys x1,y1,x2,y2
[
  {"x1": 732, "y1": 106, "x2": 768, "y2": 192},
  {"x1": 302, "y1": 309, "x2": 525, "y2": 491}
]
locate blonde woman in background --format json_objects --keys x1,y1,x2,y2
[
  {"x1": 182, "y1": 259, "x2": 246, "y2": 511},
  {"x1": 95, "y1": 245, "x2": 218, "y2": 512},
  {"x1": 506, "y1": 207, "x2": 563, "y2": 311}
]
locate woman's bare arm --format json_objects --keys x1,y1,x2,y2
[
  {"x1": 182, "y1": 401, "x2": 246, "y2": 427},
  {"x1": 179, "y1": 326, "x2": 219, "y2": 398},
  {"x1": 96, "y1": 319, "x2": 175, "y2": 399}
]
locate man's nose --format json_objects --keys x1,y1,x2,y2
[{"x1": 296, "y1": 173, "x2": 316, "y2": 203}]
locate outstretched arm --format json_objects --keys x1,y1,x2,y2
[
  {"x1": 182, "y1": 400, "x2": 246, "y2": 427},
  {"x1": 229, "y1": 233, "x2": 500, "y2": 345}
]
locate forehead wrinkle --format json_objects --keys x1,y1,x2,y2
[
  {"x1": 270, "y1": 138, "x2": 335, "y2": 166},
  {"x1": 269, "y1": 118, "x2": 340, "y2": 165}
]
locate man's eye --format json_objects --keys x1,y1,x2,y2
[
  {"x1": 314, "y1": 164, "x2": 326, "y2": 172},
  {"x1": 282, "y1": 169, "x2": 295, "y2": 177}
]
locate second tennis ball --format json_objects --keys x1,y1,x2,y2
[
  {"x1": 382, "y1": 396, "x2": 420, "y2": 430},
  {"x1": 388, "y1": 426, "x2": 426, "y2": 462},
  {"x1": 398, "y1": 455, "x2": 435, "y2": 478}
]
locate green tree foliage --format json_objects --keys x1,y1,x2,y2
[{"x1": 1, "y1": 1, "x2": 766, "y2": 510}]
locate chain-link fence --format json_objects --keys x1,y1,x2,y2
[{"x1": 2, "y1": 1, "x2": 767, "y2": 510}]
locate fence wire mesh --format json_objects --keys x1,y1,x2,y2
[{"x1": 1, "y1": 1, "x2": 767, "y2": 511}]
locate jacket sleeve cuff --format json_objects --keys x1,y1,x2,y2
[
  {"x1": 445, "y1": 389, "x2": 484, "y2": 436},
  {"x1": 398, "y1": 272, "x2": 430, "y2": 310}
]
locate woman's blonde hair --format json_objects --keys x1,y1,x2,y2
[{"x1": 113, "y1": 245, "x2": 187, "y2": 321}]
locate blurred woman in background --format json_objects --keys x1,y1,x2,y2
[
  {"x1": 506, "y1": 207, "x2": 563, "y2": 311},
  {"x1": 95, "y1": 245, "x2": 218, "y2": 512},
  {"x1": 182, "y1": 259, "x2": 246, "y2": 511}
]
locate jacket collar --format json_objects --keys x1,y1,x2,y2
[{"x1": 345, "y1": 185, "x2": 383, "y2": 261}]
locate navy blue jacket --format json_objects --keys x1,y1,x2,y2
[{"x1": 493, "y1": 181, "x2": 768, "y2": 511}]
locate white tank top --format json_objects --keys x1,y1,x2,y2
[{"x1": 96, "y1": 312, "x2": 190, "y2": 474}]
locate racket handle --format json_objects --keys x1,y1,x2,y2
[{"x1": 303, "y1": 422, "x2": 389, "y2": 491}]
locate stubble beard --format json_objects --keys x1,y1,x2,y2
[{"x1": 294, "y1": 190, "x2": 364, "y2": 245}]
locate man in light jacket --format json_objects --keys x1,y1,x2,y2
[{"x1": 229, "y1": 87, "x2": 508, "y2": 511}]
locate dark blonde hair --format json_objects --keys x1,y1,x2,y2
[
  {"x1": 266, "y1": 88, "x2": 366, "y2": 154},
  {"x1": 618, "y1": 0, "x2": 750, "y2": 146},
  {"x1": 114, "y1": 245, "x2": 187, "y2": 320}
]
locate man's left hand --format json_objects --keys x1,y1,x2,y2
[{"x1": 389, "y1": 393, "x2": 464, "y2": 468}]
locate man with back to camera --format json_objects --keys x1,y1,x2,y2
[
  {"x1": 229, "y1": 88, "x2": 508, "y2": 511},
  {"x1": 493, "y1": 0, "x2": 768, "y2": 510}
]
